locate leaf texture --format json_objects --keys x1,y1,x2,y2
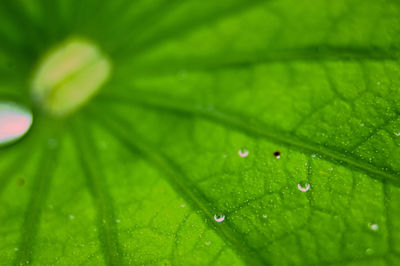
[{"x1": 0, "y1": 0, "x2": 400, "y2": 265}]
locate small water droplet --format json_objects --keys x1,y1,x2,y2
[
  {"x1": 69, "y1": 215, "x2": 75, "y2": 220},
  {"x1": 214, "y1": 214, "x2": 225, "y2": 223},
  {"x1": 14, "y1": 248, "x2": 19, "y2": 251},
  {"x1": 360, "y1": 123, "x2": 365, "y2": 127},
  {"x1": 238, "y1": 148, "x2": 249, "y2": 157},
  {"x1": 0, "y1": 102, "x2": 33, "y2": 145},
  {"x1": 263, "y1": 214, "x2": 268, "y2": 218},
  {"x1": 180, "y1": 204, "x2": 185, "y2": 208},
  {"x1": 297, "y1": 181, "x2": 310, "y2": 192},
  {"x1": 394, "y1": 132, "x2": 400, "y2": 136},
  {"x1": 205, "y1": 241, "x2": 211, "y2": 246},
  {"x1": 369, "y1": 223, "x2": 378, "y2": 231},
  {"x1": 311, "y1": 154, "x2": 316, "y2": 158},
  {"x1": 116, "y1": 219, "x2": 121, "y2": 223}
]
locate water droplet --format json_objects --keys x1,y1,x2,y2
[
  {"x1": 263, "y1": 214, "x2": 268, "y2": 218},
  {"x1": 31, "y1": 38, "x2": 111, "y2": 117},
  {"x1": 116, "y1": 219, "x2": 121, "y2": 223},
  {"x1": 238, "y1": 148, "x2": 249, "y2": 157},
  {"x1": 297, "y1": 181, "x2": 310, "y2": 192},
  {"x1": 394, "y1": 132, "x2": 400, "y2": 136},
  {"x1": 205, "y1": 241, "x2": 211, "y2": 246},
  {"x1": 311, "y1": 154, "x2": 316, "y2": 158},
  {"x1": 214, "y1": 214, "x2": 225, "y2": 223},
  {"x1": 369, "y1": 223, "x2": 378, "y2": 231},
  {"x1": 180, "y1": 204, "x2": 185, "y2": 208},
  {"x1": 273, "y1": 151, "x2": 281, "y2": 159},
  {"x1": 0, "y1": 102, "x2": 33, "y2": 145},
  {"x1": 69, "y1": 215, "x2": 75, "y2": 220}
]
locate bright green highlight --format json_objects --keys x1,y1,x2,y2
[{"x1": 31, "y1": 38, "x2": 111, "y2": 117}]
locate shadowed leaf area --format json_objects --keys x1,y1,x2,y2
[{"x1": 1, "y1": 0, "x2": 400, "y2": 265}]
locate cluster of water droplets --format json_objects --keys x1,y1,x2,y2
[
  {"x1": 214, "y1": 148, "x2": 318, "y2": 223},
  {"x1": 3, "y1": 101, "x2": 378, "y2": 253},
  {"x1": 238, "y1": 148, "x2": 313, "y2": 194}
]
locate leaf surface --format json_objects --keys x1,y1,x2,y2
[{"x1": 0, "y1": 0, "x2": 400, "y2": 265}]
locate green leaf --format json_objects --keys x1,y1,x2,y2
[{"x1": 1, "y1": 0, "x2": 400, "y2": 265}]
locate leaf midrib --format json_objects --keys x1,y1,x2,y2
[
  {"x1": 71, "y1": 117, "x2": 123, "y2": 266},
  {"x1": 131, "y1": 45, "x2": 400, "y2": 73},
  {"x1": 97, "y1": 93, "x2": 400, "y2": 186},
  {"x1": 94, "y1": 93, "x2": 400, "y2": 265},
  {"x1": 87, "y1": 108, "x2": 268, "y2": 266},
  {"x1": 14, "y1": 143, "x2": 58, "y2": 265}
]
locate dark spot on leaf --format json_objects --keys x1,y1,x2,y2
[
  {"x1": 273, "y1": 151, "x2": 281, "y2": 157},
  {"x1": 17, "y1": 178, "x2": 25, "y2": 186}
]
